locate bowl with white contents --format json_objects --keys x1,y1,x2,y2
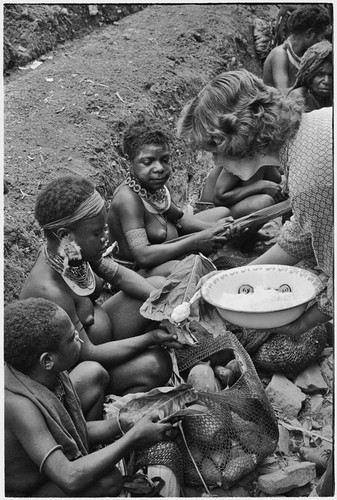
[{"x1": 201, "y1": 265, "x2": 322, "y2": 329}]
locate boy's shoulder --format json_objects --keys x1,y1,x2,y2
[{"x1": 5, "y1": 389, "x2": 43, "y2": 428}]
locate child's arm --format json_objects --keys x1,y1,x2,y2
[
  {"x1": 87, "y1": 418, "x2": 122, "y2": 446},
  {"x1": 7, "y1": 395, "x2": 173, "y2": 496},
  {"x1": 213, "y1": 169, "x2": 284, "y2": 207}
]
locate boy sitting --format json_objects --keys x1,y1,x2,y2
[{"x1": 4, "y1": 297, "x2": 174, "y2": 497}]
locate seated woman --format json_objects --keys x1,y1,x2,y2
[
  {"x1": 288, "y1": 40, "x2": 332, "y2": 112},
  {"x1": 108, "y1": 120, "x2": 236, "y2": 278},
  {"x1": 20, "y1": 175, "x2": 178, "y2": 403}
]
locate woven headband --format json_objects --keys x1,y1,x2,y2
[{"x1": 42, "y1": 190, "x2": 105, "y2": 230}]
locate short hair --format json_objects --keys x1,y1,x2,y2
[
  {"x1": 4, "y1": 298, "x2": 64, "y2": 373},
  {"x1": 288, "y1": 5, "x2": 331, "y2": 35},
  {"x1": 35, "y1": 175, "x2": 95, "y2": 230},
  {"x1": 123, "y1": 119, "x2": 171, "y2": 161},
  {"x1": 177, "y1": 69, "x2": 303, "y2": 159}
]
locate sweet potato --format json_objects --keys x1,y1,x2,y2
[{"x1": 187, "y1": 361, "x2": 219, "y2": 393}]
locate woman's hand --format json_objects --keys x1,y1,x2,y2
[
  {"x1": 266, "y1": 304, "x2": 331, "y2": 339},
  {"x1": 131, "y1": 412, "x2": 177, "y2": 448},
  {"x1": 194, "y1": 224, "x2": 234, "y2": 255},
  {"x1": 149, "y1": 328, "x2": 183, "y2": 349}
]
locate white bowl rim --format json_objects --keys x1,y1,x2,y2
[{"x1": 201, "y1": 264, "x2": 322, "y2": 313}]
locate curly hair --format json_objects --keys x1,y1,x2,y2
[
  {"x1": 177, "y1": 69, "x2": 304, "y2": 159},
  {"x1": 4, "y1": 298, "x2": 65, "y2": 373},
  {"x1": 123, "y1": 119, "x2": 171, "y2": 161},
  {"x1": 288, "y1": 5, "x2": 331, "y2": 35},
  {"x1": 35, "y1": 175, "x2": 95, "y2": 229}
]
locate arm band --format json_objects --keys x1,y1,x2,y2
[
  {"x1": 39, "y1": 445, "x2": 63, "y2": 474},
  {"x1": 125, "y1": 228, "x2": 150, "y2": 251}
]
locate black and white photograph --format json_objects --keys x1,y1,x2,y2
[{"x1": 3, "y1": 2, "x2": 333, "y2": 497}]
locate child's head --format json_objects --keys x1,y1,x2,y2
[
  {"x1": 4, "y1": 298, "x2": 80, "y2": 374},
  {"x1": 123, "y1": 120, "x2": 171, "y2": 162}
]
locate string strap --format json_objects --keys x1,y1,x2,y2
[{"x1": 39, "y1": 445, "x2": 63, "y2": 474}]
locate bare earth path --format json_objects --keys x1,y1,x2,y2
[{"x1": 4, "y1": 3, "x2": 275, "y2": 302}]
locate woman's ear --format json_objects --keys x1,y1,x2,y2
[
  {"x1": 40, "y1": 353, "x2": 54, "y2": 371},
  {"x1": 55, "y1": 227, "x2": 71, "y2": 241}
]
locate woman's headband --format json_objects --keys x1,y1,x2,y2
[{"x1": 42, "y1": 190, "x2": 105, "y2": 230}]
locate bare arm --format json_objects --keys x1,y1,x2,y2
[
  {"x1": 250, "y1": 242, "x2": 300, "y2": 266},
  {"x1": 7, "y1": 396, "x2": 172, "y2": 495},
  {"x1": 268, "y1": 47, "x2": 290, "y2": 91},
  {"x1": 113, "y1": 189, "x2": 230, "y2": 268},
  {"x1": 87, "y1": 418, "x2": 121, "y2": 446},
  {"x1": 111, "y1": 265, "x2": 156, "y2": 301},
  {"x1": 32, "y1": 284, "x2": 175, "y2": 367},
  {"x1": 214, "y1": 170, "x2": 284, "y2": 206},
  {"x1": 268, "y1": 303, "x2": 331, "y2": 337}
]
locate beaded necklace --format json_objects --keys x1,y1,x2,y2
[
  {"x1": 42, "y1": 245, "x2": 95, "y2": 296},
  {"x1": 125, "y1": 173, "x2": 170, "y2": 214}
]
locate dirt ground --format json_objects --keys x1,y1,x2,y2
[{"x1": 4, "y1": 3, "x2": 277, "y2": 303}]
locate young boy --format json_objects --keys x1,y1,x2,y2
[{"x1": 4, "y1": 297, "x2": 174, "y2": 497}]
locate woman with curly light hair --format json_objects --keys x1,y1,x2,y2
[
  {"x1": 178, "y1": 69, "x2": 332, "y2": 372},
  {"x1": 181, "y1": 70, "x2": 293, "y2": 221}
]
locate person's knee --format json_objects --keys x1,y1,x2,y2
[
  {"x1": 146, "y1": 275, "x2": 167, "y2": 288},
  {"x1": 146, "y1": 346, "x2": 173, "y2": 386},
  {"x1": 97, "y1": 467, "x2": 124, "y2": 496},
  {"x1": 71, "y1": 361, "x2": 110, "y2": 413},
  {"x1": 258, "y1": 194, "x2": 275, "y2": 209},
  {"x1": 81, "y1": 361, "x2": 110, "y2": 391}
]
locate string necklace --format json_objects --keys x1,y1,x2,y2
[
  {"x1": 285, "y1": 38, "x2": 301, "y2": 69},
  {"x1": 42, "y1": 245, "x2": 96, "y2": 296},
  {"x1": 125, "y1": 173, "x2": 171, "y2": 214}
]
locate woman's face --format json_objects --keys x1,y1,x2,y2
[
  {"x1": 212, "y1": 151, "x2": 279, "y2": 181},
  {"x1": 309, "y1": 62, "x2": 333, "y2": 97},
  {"x1": 130, "y1": 143, "x2": 171, "y2": 192},
  {"x1": 70, "y1": 208, "x2": 109, "y2": 262}
]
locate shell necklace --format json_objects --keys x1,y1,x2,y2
[
  {"x1": 42, "y1": 245, "x2": 95, "y2": 296},
  {"x1": 125, "y1": 173, "x2": 171, "y2": 214}
]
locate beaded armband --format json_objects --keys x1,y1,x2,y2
[{"x1": 92, "y1": 257, "x2": 119, "y2": 283}]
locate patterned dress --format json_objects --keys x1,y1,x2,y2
[{"x1": 278, "y1": 107, "x2": 333, "y2": 317}]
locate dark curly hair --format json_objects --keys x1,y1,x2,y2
[
  {"x1": 288, "y1": 5, "x2": 331, "y2": 35},
  {"x1": 4, "y1": 298, "x2": 65, "y2": 373},
  {"x1": 123, "y1": 119, "x2": 171, "y2": 161},
  {"x1": 177, "y1": 69, "x2": 304, "y2": 159},
  {"x1": 35, "y1": 175, "x2": 95, "y2": 229}
]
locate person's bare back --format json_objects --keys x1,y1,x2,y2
[{"x1": 263, "y1": 43, "x2": 298, "y2": 90}]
